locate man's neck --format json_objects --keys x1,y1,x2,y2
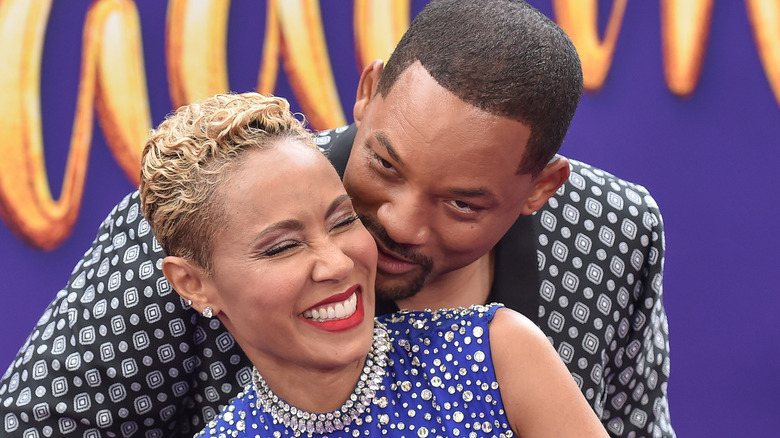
[{"x1": 394, "y1": 251, "x2": 494, "y2": 311}]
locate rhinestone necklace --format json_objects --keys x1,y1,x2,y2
[{"x1": 252, "y1": 322, "x2": 391, "y2": 436}]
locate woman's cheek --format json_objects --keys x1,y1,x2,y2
[{"x1": 346, "y1": 227, "x2": 378, "y2": 273}]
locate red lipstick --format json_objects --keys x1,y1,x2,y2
[{"x1": 300, "y1": 286, "x2": 365, "y2": 332}]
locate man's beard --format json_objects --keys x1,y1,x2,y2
[{"x1": 359, "y1": 214, "x2": 434, "y2": 302}]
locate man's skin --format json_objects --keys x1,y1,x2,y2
[
  {"x1": 345, "y1": 59, "x2": 570, "y2": 310},
  {"x1": 0, "y1": 1, "x2": 674, "y2": 435}
]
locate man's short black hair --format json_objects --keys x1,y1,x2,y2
[{"x1": 377, "y1": 0, "x2": 583, "y2": 175}]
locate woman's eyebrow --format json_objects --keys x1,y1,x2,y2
[
  {"x1": 326, "y1": 193, "x2": 352, "y2": 218},
  {"x1": 251, "y1": 219, "x2": 304, "y2": 246}
]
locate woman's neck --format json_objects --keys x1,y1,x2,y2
[
  {"x1": 247, "y1": 324, "x2": 391, "y2": 435},
  {"x1": 257, "y1": 356, "x2": 368, "y2": 413},
  {"x1": 395, "y1": 251, "x2": 494, "y2": 311}
]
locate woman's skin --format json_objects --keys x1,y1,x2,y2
[
  {"x1": 162, "y1": 136, "x2": 608, "y2": 437},
  {"x1": 162, "y1": 139, "x2": 378, "y2": 413}
]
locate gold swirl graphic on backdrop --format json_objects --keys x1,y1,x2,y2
[
  {"x1": 554, "y1": 0, "x2": 715, "y2": 97},
  {"x1": 274, "y1": 0, "x2": 346, "y2": 129},
  {"x1": 0, "y1": 0, "x2": 150, "y2": 250},
  {"x1": 354, "y1": 0, "x2": 409, "y2": 68},
  {"x1": 166, "y1": 0, "x2": 230, "y2": 107},
  {"x1": 661, "y1": 0, "x2": 713, "y2": 96},
  {"x1": 167, "y1": 0, "x2": 357, "y2": 129},
  {"x1": 1, "y1": 0, "x2": 778, "y2": 250},
  {"x1": 553, "y1": 0, "x2": 628, "y2": 91},
  {"x1": 747, "y1": 0, "x2": 780, "y2": 105}
]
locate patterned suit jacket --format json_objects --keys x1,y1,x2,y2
[{"x1": 0, "y1": 124, "x2": 674, "y2": 437}]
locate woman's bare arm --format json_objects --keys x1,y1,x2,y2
[{"x1": 490, "y1": 307, "x2": 609, "y2": 437}]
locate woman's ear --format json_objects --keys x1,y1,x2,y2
[
  {"x1": 521, "y1": 157, "x2": 571, "y2": 215},
  {"x1": 353, "y1": 59, "x2": 384, "y2": 126},
  {"x1": 162, "y1": 256, "x2": 219, "y2": 315}
]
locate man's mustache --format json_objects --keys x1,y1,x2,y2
[{"x1": 358, "y1": 214, "x2": 434, "y2": 269}]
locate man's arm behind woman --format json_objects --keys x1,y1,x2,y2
[{"x1": 0, "y1": 192, "x2": 250, "y2": 437}]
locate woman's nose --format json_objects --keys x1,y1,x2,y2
[{"x1": 311, "y1": 239, "x2": 354, "y2": 282}]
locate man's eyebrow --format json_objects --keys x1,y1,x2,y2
[
  {"x1": 448, "y1": 187, "x2": 498, "y2": 203},
  {"x1": 374, "y1": 132, "x2": 404, "y2": 168}
]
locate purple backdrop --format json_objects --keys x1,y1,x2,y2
[{"x1": 2, "y1": 1, "x2": 778, "y2": 436}]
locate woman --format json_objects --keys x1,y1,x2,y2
[{"x1": 139, "y1": 92, "x2": 608, "y2": 437}]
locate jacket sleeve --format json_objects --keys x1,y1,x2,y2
[
  {"x1": 532, "y1": 159, "x2": 675, "y2": 438},
  {"x1": 0, "y1": 191, "x2": 252, "y2": 437},
  {"x1": 600, "y1": 180, "x2": 674, "y2": 437},
  {"x1": 314, "y1": 123, "x2": 357, "y2": 177},
  {"x1": 0, "y1": 125, "x2": 356, "y2": 437}
]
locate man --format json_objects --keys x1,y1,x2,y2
[{"x1": 0, "y1": 1, "x2": 674, "y2": 437}]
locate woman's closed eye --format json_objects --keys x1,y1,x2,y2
[
  {"x1": 258, "y1": 240, "x2": 302, "y2": 258},
  {"x1": 256, "y1": 214, "x2": 358, "y2": 258},
  {"x1": 330, "y1": 214, "x2": 359, "y2": 231}
]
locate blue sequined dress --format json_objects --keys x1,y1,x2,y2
[{"x1": 196, "y1": 303, "x2": 513, "y2": 437}]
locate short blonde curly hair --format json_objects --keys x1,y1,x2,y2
[{"x1": 139, "y1": 92, "x2": 313, "y2": 272}]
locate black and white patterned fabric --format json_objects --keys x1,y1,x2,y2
[
  {"x1": 0, "y1": 125, "x2": 674, "y2": 437},
  {"x1": 533, "y1": 160, "x2": 673, "y2": 437}
]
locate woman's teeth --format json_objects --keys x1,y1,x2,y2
[{"x1": 303, "y1": 292, "x2": 358, "y2": 322}]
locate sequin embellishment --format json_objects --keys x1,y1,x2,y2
[
  {"x1": 252, "y1": 324, "x2": 391, "y2": 436},
  {"x1": 197, "y1": 304, "x2": 515, "y2": 437}
]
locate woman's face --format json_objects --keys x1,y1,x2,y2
[{"x1": 201, "y1": 140, "x2": 378, "y2": 375}]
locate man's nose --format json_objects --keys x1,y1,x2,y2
[{"x1": 376, "y1": 193, "x2": 430, "y2": 246}]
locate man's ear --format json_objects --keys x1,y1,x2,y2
[
  {"x1": 521, "y1": 157, "x2": 571, "y2": 215},
  {"x1": 162, "y1": 256, "x2": 219, "y2": 315},
  {"x1": 353, "y1": 59, "x2": 384, "y2": 126}
]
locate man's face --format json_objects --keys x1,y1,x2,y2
[{"x1": 343, "y1": 62, "x2": 543, "y2": 302}]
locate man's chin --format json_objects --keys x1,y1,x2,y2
[{"x1": 375, "y1": 272, "x2": 426, "y2": 302}]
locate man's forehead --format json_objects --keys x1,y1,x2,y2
[
  {"x1": 365, "y1": 119, "x2": 529, "y2": 165},
  {"x1": 363, "y1": 129, "x2": 529, "y2": 194}
]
